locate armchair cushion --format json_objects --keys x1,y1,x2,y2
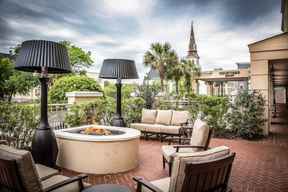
[
  {"x1": 0, "y1": 145, "x2": 42, "y2": 192},
  {"x1": 190, "y1": 118, "x2": 209, "y2": 147},
  {"x1": 36, "y1": 164, "x2": 59, "y2": 181},
  {"x1": 141, "y1": 109, "x2": 157, "y2": 124},
  {"x1": 42, "y1": 175, "x2": 82, "y2": 192},
  {"x1": 155, "y1": 110, "x2": 173, "y2": 125},
  {"x1": 162, "y1": 145, "x2": 199, "y2": 163},
  {"x1": 160, "y1": 126, "x2": 181, "y2": 135},
  {"x1": 170, "y1": 146, "x2": 230, "y2": 192},
  {"x1": 142, "y1": 177, "x2": 170, "y2": 192},
  {"x1": 171, "y1": 111, "x2": 189, "y2": 126}
]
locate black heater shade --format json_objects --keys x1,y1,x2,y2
[
  {"x1": 15, "y1": 40, "x2": 71, "y2": 73},
  {"x1": 99, "y1": 59, "x2": 138, "y2": 127},
  {"x1": 99, "y1": 59, "x2": 138, "y2": 79}
]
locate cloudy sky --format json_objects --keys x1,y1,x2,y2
[{"x1": 0, "y1": 0, "x2": 282, "y2": 78}]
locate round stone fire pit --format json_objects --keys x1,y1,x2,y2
[{"x1": 55, "y1": 125, "x2": 140, "y2": 174}]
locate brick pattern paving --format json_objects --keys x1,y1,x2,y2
[{"x1": 62, "y1": 123, "x2": 288, "y2": 192}]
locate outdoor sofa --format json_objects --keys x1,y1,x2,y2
[{"x1": 130, "y1": 109, "x2": 190, "y2": 141}]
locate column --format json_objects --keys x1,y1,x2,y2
[
  {"x1": 205, "y1": 81, "x2": 213, "y2": 96},
  {"x1": 250, "y1": 60, "x2": 270, "y2": 135}
]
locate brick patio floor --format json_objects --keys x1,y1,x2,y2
[{"x1": 62, "y1": 122, "x2": 288, "y2": 192}]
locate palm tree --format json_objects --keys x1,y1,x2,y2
[
  {"x1": 181, "y1": 59, "x2": 201, "y2": 95},
  {"x1": 166, "y1": 59, "x2": 184, "y2": 95},
  {"x1": 144, "y1": 42, "x2": 177, "y2": 91}
]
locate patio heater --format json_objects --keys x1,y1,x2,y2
[
  {"x1": 99, "y1": 59, "x2": 138, "y2": 127},
  {"x1": 15, "y1": 40, "x2": 71, "y2": 167}
]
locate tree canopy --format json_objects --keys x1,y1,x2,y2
[
  {"x1": 144, "y1": 42, "x2": 178, "y2": 91},
  {"x1": 49, "y1": 74, "x2": 102, "y2": 103},
  {"x1": 0, "y1": 58, "x2": 38, "y2": 101},
  {"x1": 59, "y1": 41, "x2": 93, "y2": 73}
]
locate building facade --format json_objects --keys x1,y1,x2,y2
[{"x1": 195, "y1": 63, "x2": 250, "y2": 96}]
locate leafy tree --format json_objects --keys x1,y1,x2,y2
[
  {"x1": 0, "y1": 58, "x2": 38, "y2": 101},
  {"x1": 144, "y1": 42, "x2": 178, "y2": 91},
  {"x1": 49, "y1": 75, "x2": 102, "y2": 103},
  {"x1": 59, "y1": 41, "x2": 93, "y2": 73},
  {"x1": 103, "y1": 82, "x2": 137, "y2": 99},
  {"x1": 0, "y1": 58, "x2": 14, "y2": 99}
]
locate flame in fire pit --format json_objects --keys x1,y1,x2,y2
[{"x1": 81, "y1": 127, "x2": 112, "y2": 135}]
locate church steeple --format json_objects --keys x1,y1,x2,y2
[{"x1": 187, "y1": 21, "x2": 199, "y2": 63}]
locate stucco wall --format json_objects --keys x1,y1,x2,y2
[{"x1": 249, "y1": 33, "x2": 288, "y2": 135}]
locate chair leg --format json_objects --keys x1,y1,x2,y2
[{"x1": 162, "y1": 156, "x2": 165, "y2": 169}]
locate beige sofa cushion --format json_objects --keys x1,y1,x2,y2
[
  {"x1": 146, "y1": 124, "x2": 164, "y2": 133},
  {"x1": 160, "y1": 126, "x2": 181, "y2": 135},
  {"x1": 141, "y1": 109, "x2": 157, "y2": 124},
  {"x1": 142, "y1": 177, "x2": 170, "y2": 192},
  {"x1": 169, "y1": 146, "x2": 230, "y2": 192},
  {"x1": 190, "y1": 118, "x2": 210, "y2": 147},
  {"x1": 171, "y1": 111, "x2": 189, "y2": 125},
  {"x1": 0, "y1": 145, "x2": 42, "y2": 192},
  {"x1": 131, "y1": 123, "x2": 167, "y2": 133},
  {"x1": 130, "y1": 123, "x2": 150, "y2": 131},
  {"x1": 155, "y1": 110, "x2": 173, "y2": 125}
]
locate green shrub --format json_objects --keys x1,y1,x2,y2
[
  {"x1": 65, "y1": 96, "x2": 145, "y2": 127},
  {"x1": 138, "y1": 81, "x2": 161, "y2": 109},
  {"x1": 187, "y1": 95, "x2": 229, "y2": 135},
  {"x1": 0, "y1": 102, "x2": 39, "y2": 149},
  {"x1": 123, "y1": 97, "x2": 145, "y2": 126},
  {"x1": 49, "y1": 75, "x2": 102, "y2": 103},
  {"x1": 224, "y1": 90, "x2": 265, "y2": 139},
  {"x1": 64, "y1": 97, "x2": 111, "y2": 127}
]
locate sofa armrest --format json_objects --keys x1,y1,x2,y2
[{"x1": 133, "y1": 177, "x2": 163, "y2": 192}]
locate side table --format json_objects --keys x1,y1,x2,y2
[{"x1": 83, "y1": 184, "x2": 131, "y2": 192}]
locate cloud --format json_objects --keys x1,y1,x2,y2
[
  {"x1": 0, "y1": 0, "x2": 282, "y2": 79},
  {"x1": 99, "y1": 0, "x2": 156, "y2": 17}
]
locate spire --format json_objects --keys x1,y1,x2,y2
[{"x1": 187, "y1": 21, "x2": 199, "y2": 59}]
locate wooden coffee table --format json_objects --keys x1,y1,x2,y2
[{"x1": 83, "y1": 184, "x2": 131, "y2": 192}]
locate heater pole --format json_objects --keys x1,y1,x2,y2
[
  {"x1": 112, "y1": 79, "x2": 125, "y2": 127},
  {"x1": 32, "y1": 77, "x2": 58, "y2": 168}
]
